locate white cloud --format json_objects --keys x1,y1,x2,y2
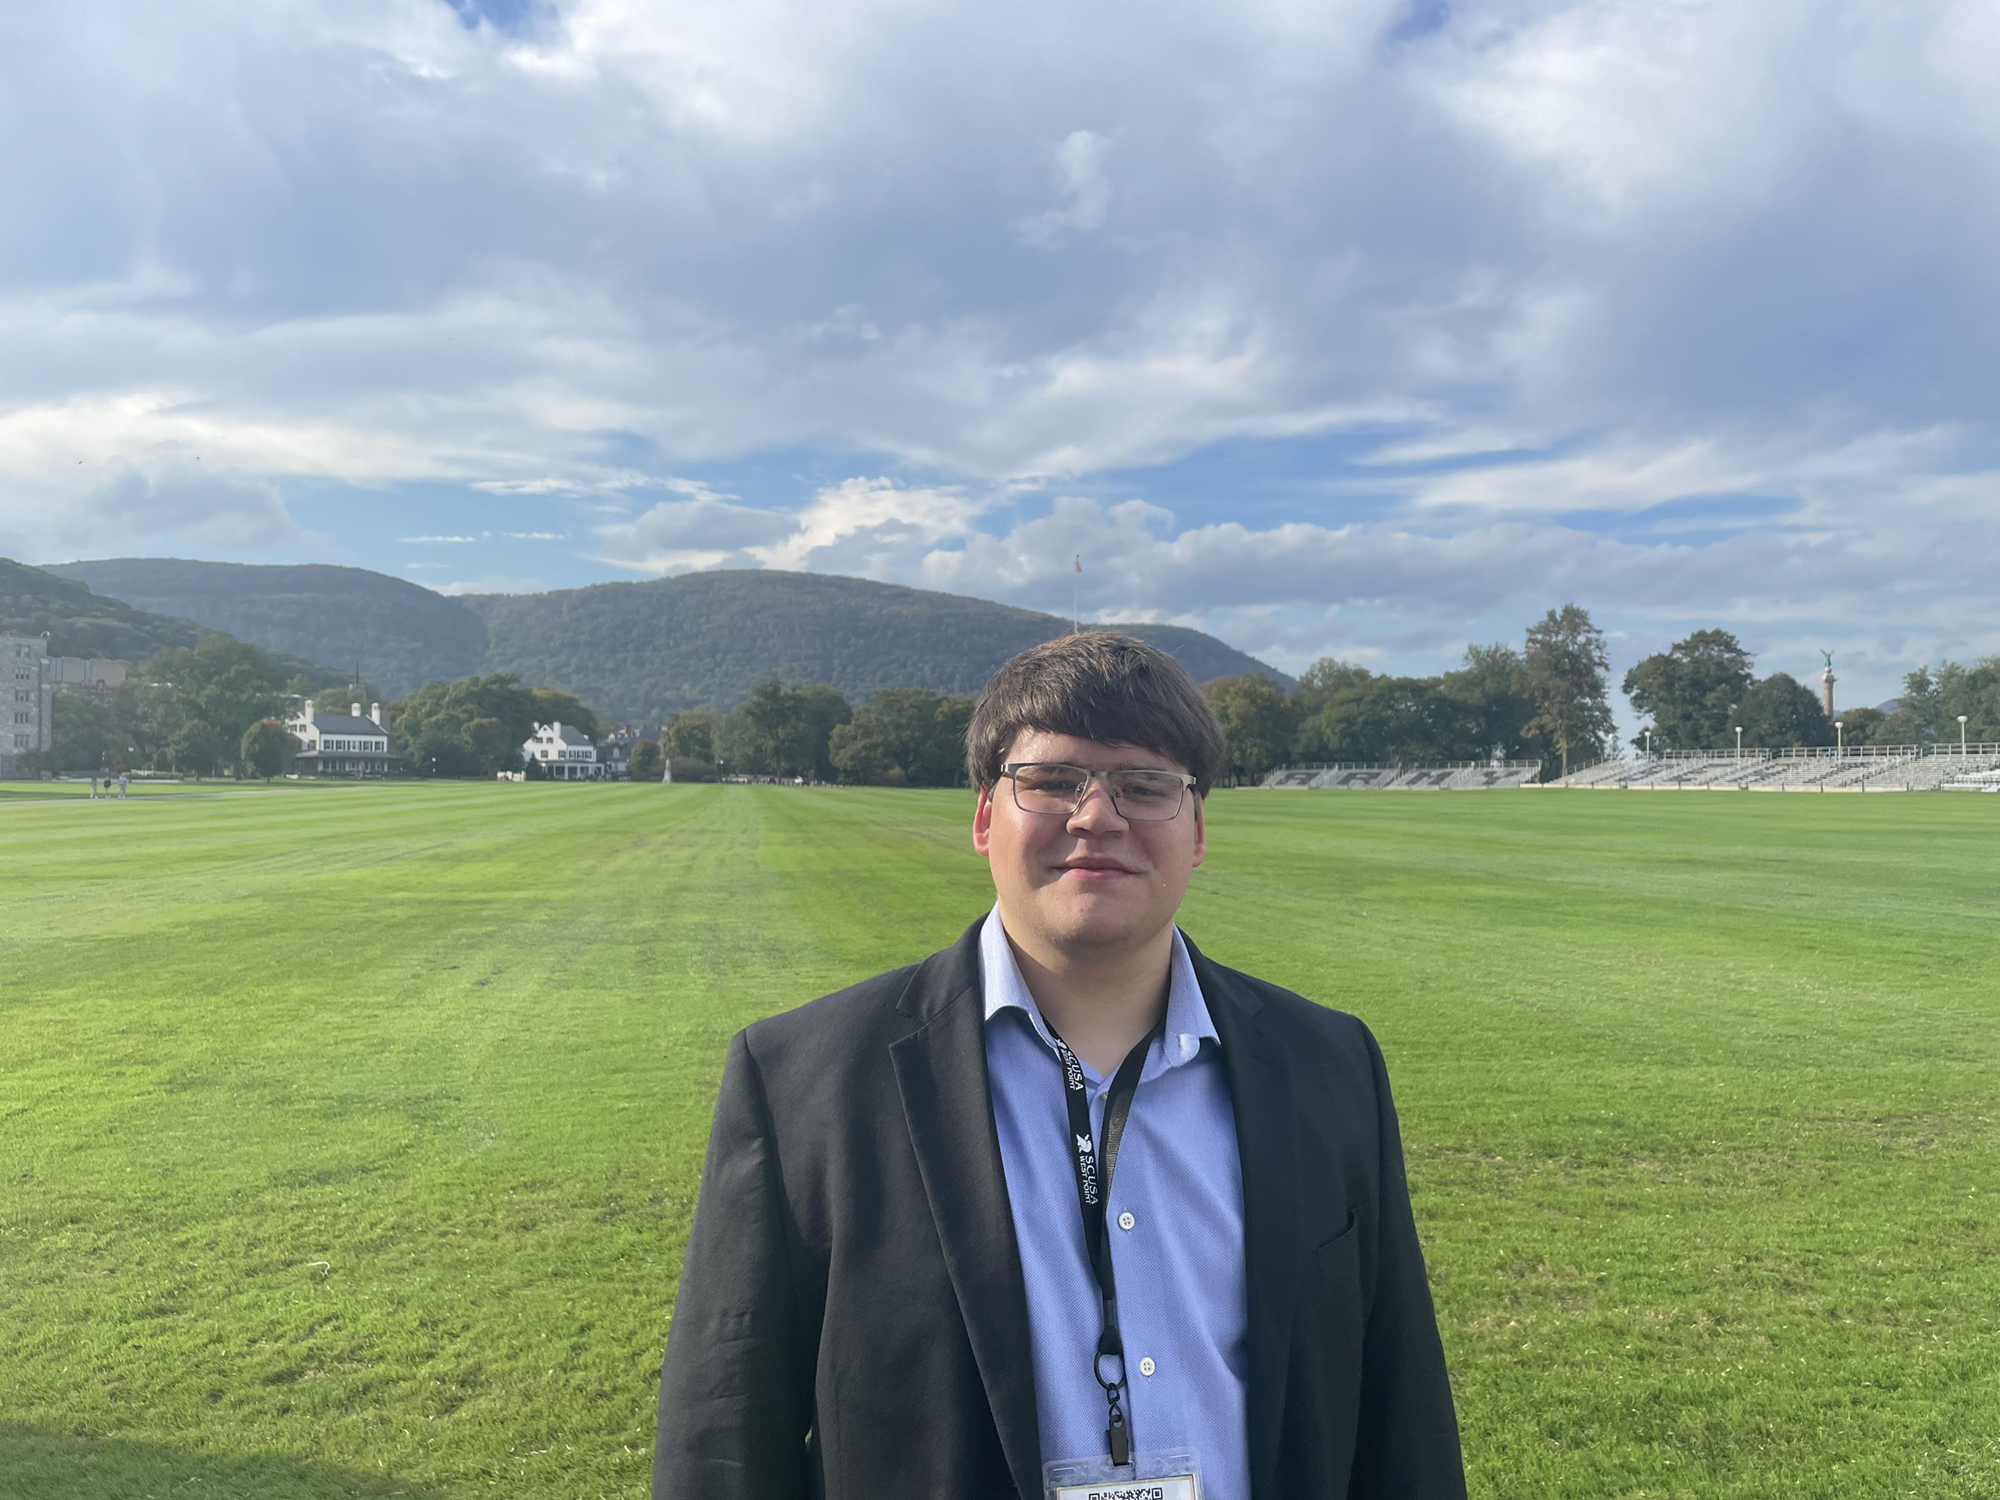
[
  {"x1": 1426, "y1": 1, "x2": 1799, "y2": 213},
  {"x1": 1409, "y1": 439, "x2": 1761, "y2": 515},
  {"x1": 593, "y1": 475, "x2": 984, "y2": 575},
  {"x1": 751, "y1": 477, "x2": 984, "y2": 570},
  {"x1": 3, "y1": 0, "x2": 1999, "y2": 708},
  {"x1": 1016, "y1": 130, "x2": 1113, "y2": 246},
  {"x1": 571, "y1": 461, "x2": 2000, "y2": 714},
  {"x1": 434, "y1": 574, "x2": 548, "y2": 595}
]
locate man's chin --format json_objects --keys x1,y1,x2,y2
[{"x1": 1034, "y1": 897, "x2": 1166, "y2": 954}]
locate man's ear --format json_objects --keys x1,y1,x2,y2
[
  {"x1": 1190, "y1": 792, "x2": 1206, "y2": 868},
  {"x1": 972, "y1": 784, "x2": 995, "y2": 857}
]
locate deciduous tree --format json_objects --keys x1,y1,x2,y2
[
  {"x1": 1525, "y1": 604, "x2": 1615, "y2": 777},
  {"x1": 1737, "y1": 674, "x2": 1833, "y2": 748},
  {"x1": 1834, "y1": 705, "x2": 1886, "y2": 746},
  {"x1": 391, "y1": 673, "x2": 601, "y2": 777},
  {"x1": 664, "y1": 709, "x2": 719, "y2": 764},
  {"x1": 240, "y1": 719, "x2": 299, "y2": 781},
  {"x1": 828, "y1": 689, "x2": 971, "y2": 785},
  {"x1": 717, "y1": 682, "x2": 853, "y2": 778},
  {"x1": 1441, "y1": 644, "x2": 1537, "y2": 761},
  {"x1": 1203, "y1": 674, "x2": 1296, "y2": 784},
  {"x1": 1621, "y1": 630, "x2": 1755, "y2": 751}
]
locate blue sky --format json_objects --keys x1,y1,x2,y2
[{"x1": 5, "y1": 0, "x2": 1999, "y2": 721}]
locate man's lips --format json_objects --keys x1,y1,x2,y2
[{"x1": 1056, "y1": 857, "x2": 1142, "y2": 877}]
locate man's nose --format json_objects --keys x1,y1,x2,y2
[{"x1": 1066, "y1": 775, "x2": 1128, "y2": 830}]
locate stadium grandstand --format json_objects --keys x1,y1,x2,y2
[
  {"x1": 1260, "y1": 761, "x2": 1545, "y2": 790},
  {"x1": 1545, "y1": 744, "x2": 2000, "y2": 792}
]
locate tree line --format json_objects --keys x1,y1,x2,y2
[
  {"x1": 33, "y1": 637, "x2": 381, "y2": 778},
  {"x1": 414, "y1": 604, "x2": 1621, "y2": 788},
  {"x1": 1618, "y1": 631, "x2": 2000, "y2": 752},
  {"x1": 31, "y1": 643, "x2": 600, "y2": 782},
  {"x1": 390, "y1": 674, "x2": 599, "y2": 777},
  {"x1": 1866, "y1": 660, "x2": 2000, "y2": 746},
  {"x1": 1201, "y1": 604, "x2": 1616, "y2": 783},
  {"x1": 1204, "y1": 614, "x2": 2000, "y2": 785},
  {"x1": 643, "y1": 682, "x2": 977, "y2": 786},
  {"x1": 42, "y1": 608, "x2": 1989, "y2": 786}
]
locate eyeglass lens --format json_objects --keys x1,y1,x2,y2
[{"x1": 1010, "y1": 764, "x2": 1186, "y2": 820}]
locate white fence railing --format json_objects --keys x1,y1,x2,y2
[
  {"x1": 1623, "y1": 743, "x2": 1998, "y2": 763},
  {"x1": 1269, "y1": 760, "x2": 1544, "y2": 772}
]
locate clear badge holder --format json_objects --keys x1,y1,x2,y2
[{"x1": 1044, "y1": 1448, "x2": 1201, "y2": 1500}]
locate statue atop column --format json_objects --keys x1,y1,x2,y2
[{"x1": 1820, "y1": 651, "x2": 1836, "y2": 718}]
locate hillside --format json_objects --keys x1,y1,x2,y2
[
  {"x1": 48, "y1": 558, "x2": 487, "y2": 698},
  {"x1": 53, "y1": 558, "x2": 1291, "y2": 721},
  {"x1": 2, "y1": 556, "x2": 213, "y2": 659},
  {"x1": 460, "y1": 571, "x2": 1289, "y2": 721},
  {"x1": 2, "y1": 558, "x2": 354, "y2": 684}
]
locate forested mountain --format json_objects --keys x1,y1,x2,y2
[
  {"x1": 50, "y1": 559, "x2": 1291, "y2": 720},
  {"x1": 48, "y1": 558, "x2": 487, "y2": 697},
  {"x1": 2, "y1": 557, "x2": 359, "y2": 687},
  {"x1": 463, "y1": 571, "x2": 1290, "y2": 721},
  {"x1": 1, "y1": 556, "x2": 212, "y2": 660}
]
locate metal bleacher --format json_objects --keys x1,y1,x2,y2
[
  {"x1": 1541, "y1": 743, "x2": 2000, "y2": 792},
  {"x1": 1259, "y1": 761, "x2": 1545, "y2": 791},
  {"x1": 1260, "y1": 743, "x2": 2000, "y2": 794}
]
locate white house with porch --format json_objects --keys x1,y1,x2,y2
[
  {"x1": 524, "y1": 722, "x2": 600, "y2": 779},
  {"x1": 287, "y1": 700, "x2": 392, "y2": 777}
]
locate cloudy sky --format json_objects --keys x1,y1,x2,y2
[{"x1": 5, "y1": 0, "x2": 1998, "y2": 713}]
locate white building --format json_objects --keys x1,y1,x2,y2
[
  {"x1": 2, "y1": 635, "x2": 54, "y2": 779},
  {"x1": 286, "y1": 700, "x2": 392, "y2": 777},
  {"x1": 523, "y1": 721, "x2": 600, "y2": 779}
]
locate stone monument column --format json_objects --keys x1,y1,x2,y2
[{"x1": 1820, "y1": 651, "x2": 1836, "y2": 718}]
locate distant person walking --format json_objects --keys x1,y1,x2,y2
[
  {"x1": 88, "y1": 777, "x2": 98, "y2": 800},
  {"x1": 118, "y1": 772, "x2": 130, "y2": 799}
]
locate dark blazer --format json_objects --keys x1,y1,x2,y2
[{"x1": 654, "y1": 920, "x2": 1466, "y2": 1500}]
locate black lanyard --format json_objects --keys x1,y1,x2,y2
[{"x1": 1045, "y1": 1013, "x2": 1165, "y2": 1468}]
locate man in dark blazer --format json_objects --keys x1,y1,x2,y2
[{"x1": 655, "y1": 634, "x2": 1465, "y2": 1500}]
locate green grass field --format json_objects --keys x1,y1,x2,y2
[{"x1": 3, "y1": 784, "x2": 1997, "y2": 1499}]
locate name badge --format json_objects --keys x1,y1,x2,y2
[
  {"x1": 1049, "y1": 1479, "x2": 1197, "y2": 1500},
  {"x1": 1045, "y1": 1448, "x2": 1201, "y2": 1500}
]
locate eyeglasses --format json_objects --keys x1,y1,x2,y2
[{"x1": 999, "y1": 762, "x2": 1197, "y2": 822}]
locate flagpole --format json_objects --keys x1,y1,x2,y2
[{"x1": 1073, "y1": 554, "x2": 1081, "y2": 634}]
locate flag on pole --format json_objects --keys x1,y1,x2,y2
[{"x1": 1075, "y1": 554, "x2": 1082, "y2": 573}]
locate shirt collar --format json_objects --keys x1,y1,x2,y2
[{"x1": 978, "y1": 906, "x2": 1219, "y2": 1073}]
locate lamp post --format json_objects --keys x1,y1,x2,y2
[
  {"x1": 1959, "y1": 715, "x2": 1969, "y2": 754},
  {"x1": 1835, "y1": 720, "x2": 1844, "y2": 754},
  {"x1": 1735, "y1": 725, "x2": 1743, "y2": 759},
  {"x1": 1644, "y1": 729, "x2": 1653, "y2": 761}
]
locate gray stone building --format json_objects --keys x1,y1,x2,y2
[{"x1": 2, "y1": 635, "x2": 54, "y2": 779}]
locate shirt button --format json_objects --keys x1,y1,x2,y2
[
  {"x1": 1138, "y1": 1357, "x2": 1156, "y2": 1377},
  {"x1": 1117, "y1": 1211, "x2": 1136, "y2": 1231}
]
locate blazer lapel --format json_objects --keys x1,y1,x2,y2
[
  {"x1": 1190, "y1": 941, "x2": 1302, "y2": 1500},
  {"x1": 889, "y1": 924, "x2": 1043, "y2": 1500}
]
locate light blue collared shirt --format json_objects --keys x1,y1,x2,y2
[{"x1": 979, "y1": 909, "x2": 1250, "y2": 1500}]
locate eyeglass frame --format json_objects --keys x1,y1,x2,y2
[{"x1": 997, "y1": 761, "x2": 1200, "y2": 822}]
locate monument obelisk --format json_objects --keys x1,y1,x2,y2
[{"x1": 1820, "y1": 650, "x2": 1836, "y2": 718}]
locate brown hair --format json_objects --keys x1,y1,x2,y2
[{"x1": 965, "y1": 632, "x2": 1226, "y2": 791}]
